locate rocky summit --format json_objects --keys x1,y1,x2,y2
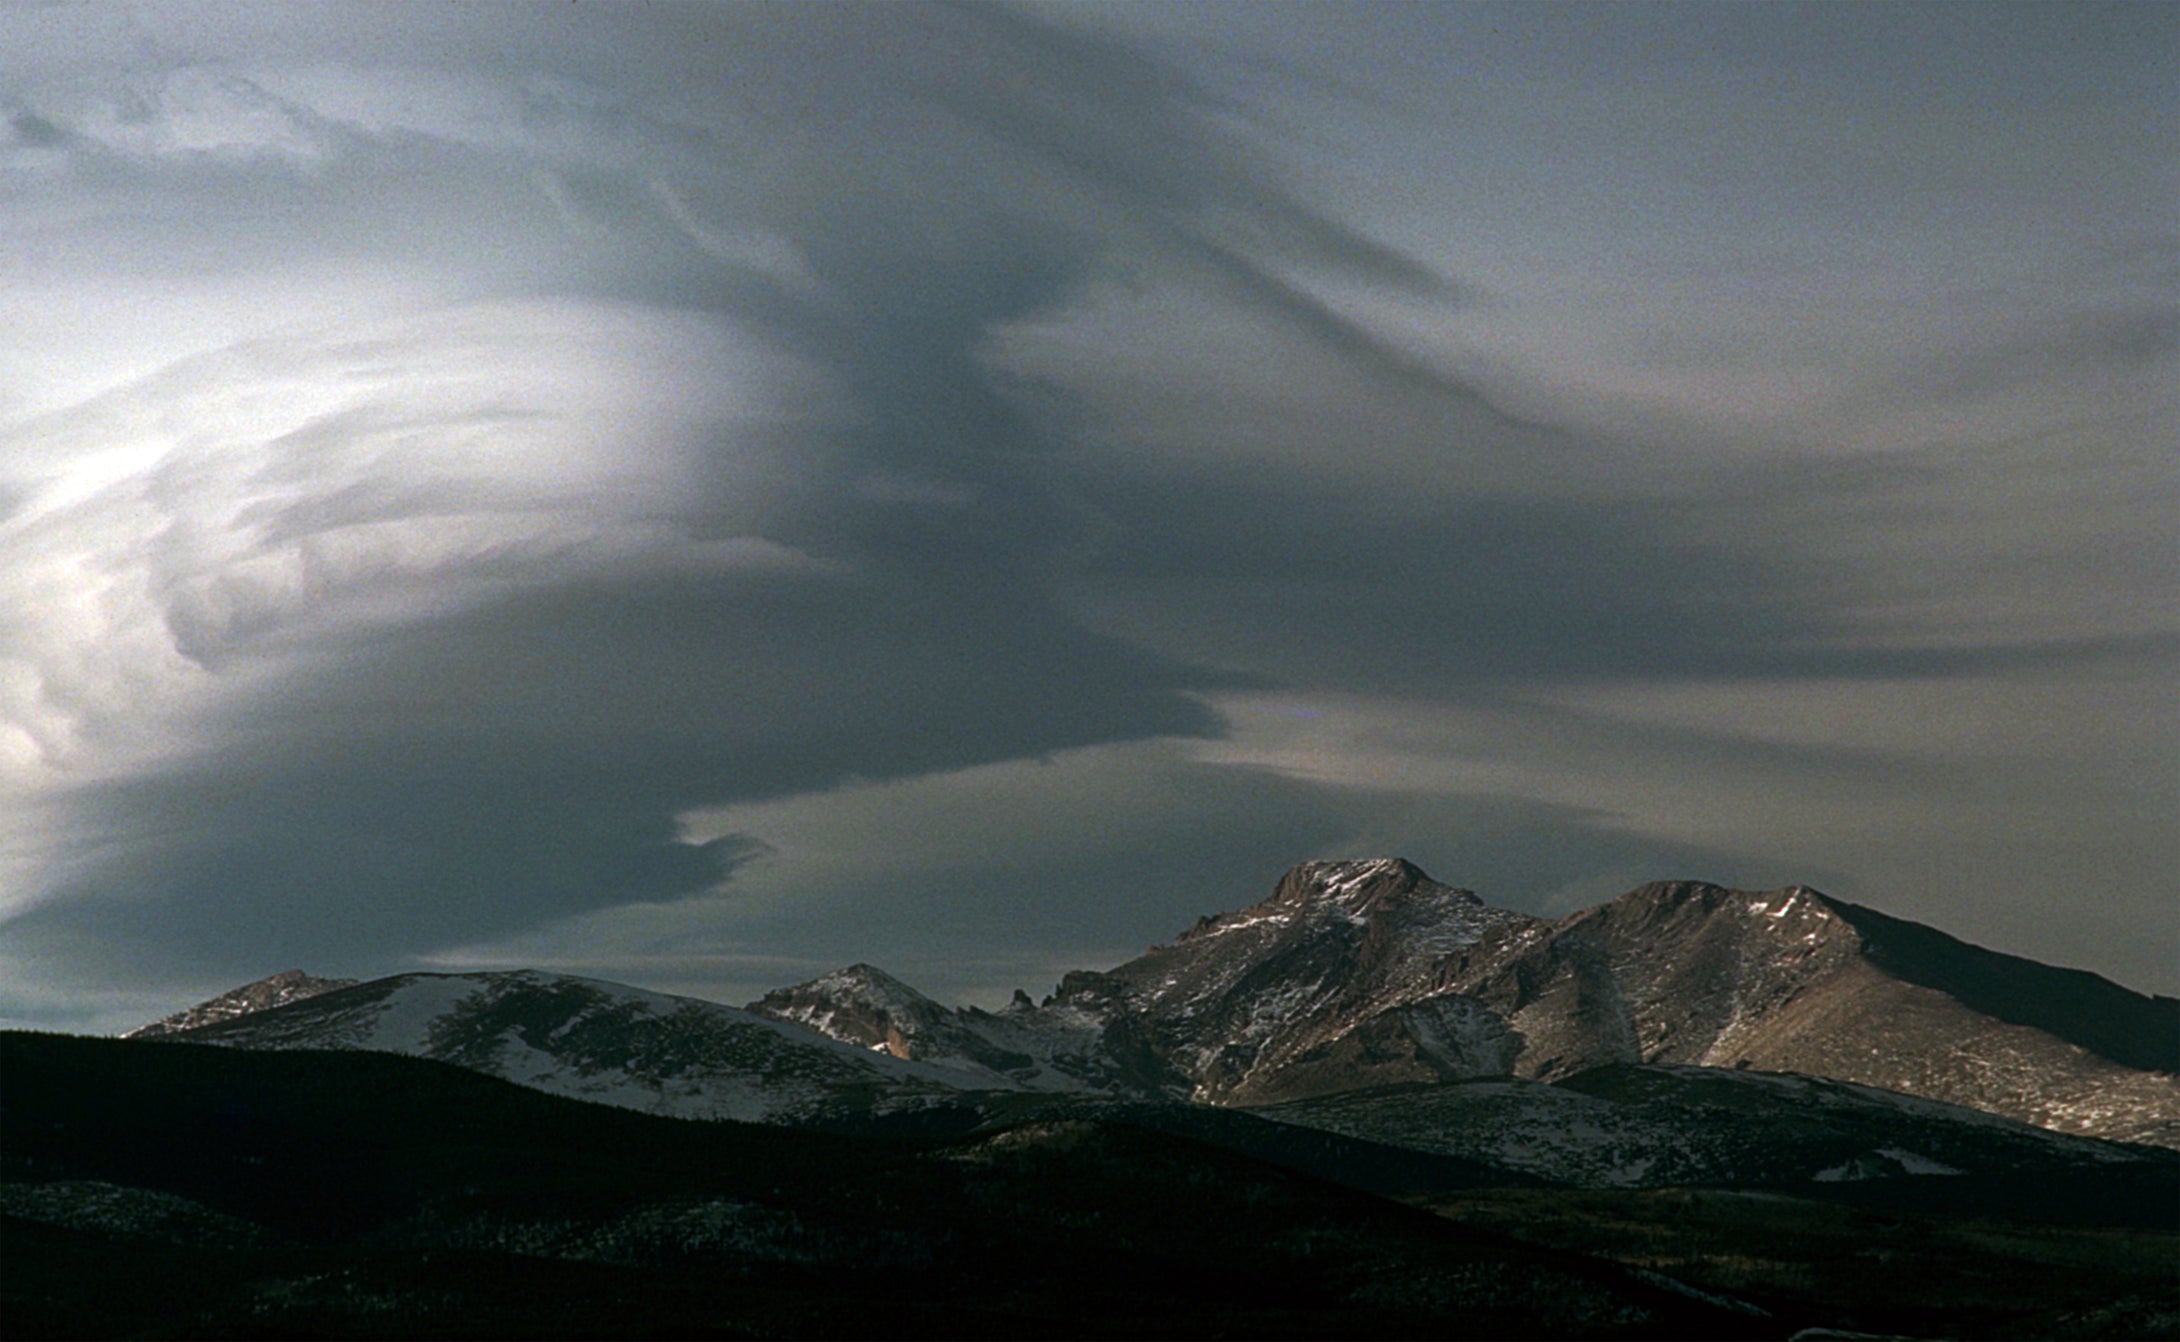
[{"x1": 120, "y1": 969, "x2": 358, "y2": 1040}]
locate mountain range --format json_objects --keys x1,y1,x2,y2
[
  {"x1": 14, "y1": 857, "x2": 2179, "y2": 1338},
  {"x1": 119, "y1": 859, "x2": 2180, "y2": 1168}
]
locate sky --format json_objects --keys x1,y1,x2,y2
[{"x1": 1, "y1": 1, "x2": 2173, "y2": 1033}]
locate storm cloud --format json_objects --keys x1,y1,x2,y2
[{"x1": 2, "y1": 2, "x2": 2172, "y2": 1028}]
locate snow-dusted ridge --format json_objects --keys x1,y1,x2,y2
[
  {"x1": 133, "y1": 858, "x2": 2180, "y2": 1155},
  {"x1": 750, "y1": 963, "x2": 1125, "y2": 1095},
  {"x1": 161, "y1": 969, "x2": 1025, "y2": 1124}
]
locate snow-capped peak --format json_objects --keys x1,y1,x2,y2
[
  {"x1": 799, "y1": 963, "x2": 942, "y2": 1011},
  {"x1": 1266, "y1": 857, "x2": 1484, "y2": 918}
]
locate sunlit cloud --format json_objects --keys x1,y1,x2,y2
[{"x1": 0, "y1": 299, "x2": 816, "y2": 792}]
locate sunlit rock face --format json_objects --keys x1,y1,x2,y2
[
  {"x1": 752, "y1": 858, "x2": 2180, "y2": 1144},
  {"x1": 1026, "y1": 858, "x2": 1537, "y2": 1105},
  {"x1": 1435, "y1": 879, "x2": 2180, "y2": 1147}
]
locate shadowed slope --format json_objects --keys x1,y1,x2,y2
[{"x1": 2, "y1": 1030, "x2": 1764, "y2": 1340}]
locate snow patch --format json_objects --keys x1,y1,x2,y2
[{"x1": 1875, "y1": 1146, "x2": 1964, "y2": 1176}]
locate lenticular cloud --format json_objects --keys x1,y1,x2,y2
[{"x1": 0, "y1": 298, "x2": 818, "y2": 794}]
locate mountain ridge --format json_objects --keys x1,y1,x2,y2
[
  {"x1": 120, "y1": 969, "x2": 357, "y2": 1039},
  {"x1": 128, "y1": 859, "x2": 2180, "y2": 1149},
  {"x1": 753, "y1": 860, "x2": 2180, "y2": 1144},
  {"x1": 1428, "y1": 877, "x2": 2179, "y2": 1145},
  {"x1": 149, "y1": 968, "x2": 1032, "y2": 1124}
]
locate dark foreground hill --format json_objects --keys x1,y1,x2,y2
[
  {"x1": 7, "y1": 1031, "x2": 2177, "y2": 1340},
  {"x1": 0, "y1": 1031, "x2": 1766, "y2": 1341}
]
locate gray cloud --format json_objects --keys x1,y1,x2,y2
[
  {"x1": 1052, "y1": 448, "x2": 2178, "y2": 700},
  {"x1": 4, "y1": 2, "x2": 1384, "y2": 992},
  {"x1": 1889, "y1": 305, "x2": 2180, "y2": 403},
  {"x1": 479, "y1": 737, "x2": 1818, "y2": 1009},
  {"x1": 12, "y1": 526, "x2": 1237, "y2": 980},
  {"x1": 3, "y1": 2, "x2": 2174, "y2": 1026}
]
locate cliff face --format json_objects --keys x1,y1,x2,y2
[{"x1": 755, "y1": 861, "x2": 2180, "y2": 1145}]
